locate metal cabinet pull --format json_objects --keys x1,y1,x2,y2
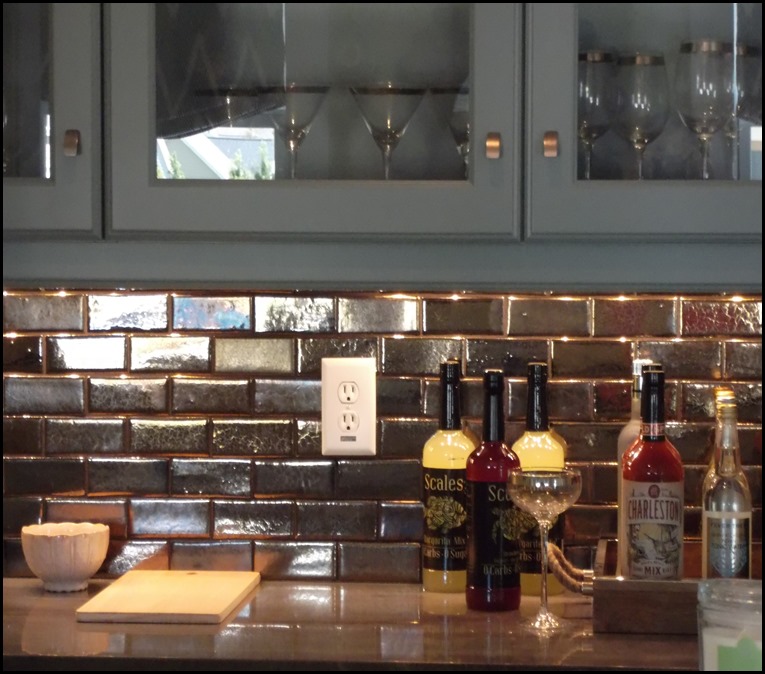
[
  {"x1": 543, "y1": 131, "x2": 559, "y2": 158},
  {"x1": 63, "y1": 129, "x2": 81, "y2": 157},
  {"x1": 485, "y1": 132, "x2": 502, "y2": 159}
]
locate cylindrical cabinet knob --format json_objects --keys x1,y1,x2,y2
[
  {"x1": 543, "y1": 131, "x2": 559, "y2": 158},
  {"x1": 485, "y1": 132, "x2": 502, "y2": 160},
  {"x1": 63, "y1": 129, "x2": 81, "y2": 157}
]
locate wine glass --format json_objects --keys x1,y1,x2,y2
[
  {"x1": 350, "y1": 83, "x2": 425, "y2": 180},
  {"x1": 431, "y1": 85, "x2": 470, "y2": 178},
  {"x1": 723, "y1": 43, "x2": 761, "y2": 180},
  {"x1": 578, "y1": 50, "x2": 614, "y2": 180},
  {"x1": 613, "y1": 53, "x2": 670, "y2": 180},
  {"x1": 269, "y1": 84, "x2": 329, "y2": 179},
  {"x1": 507, "y1": 468, "x2": 582, "y2": 633},
  {"x1": 674, "y1": 40, "x2": 731, "y2": 180}
]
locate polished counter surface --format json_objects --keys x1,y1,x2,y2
[{"x1": 3, "y1": 578, "x2": 698, "y2": 671}]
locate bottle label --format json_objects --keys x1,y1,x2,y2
[
  {"x1": 703, "y1": 511, "x2": 751, "y2": 579},
  {"x1": 518, "y1": 516, "x2": 564, "y2": 575},
  {"x1": 465, "y1": 480, "x2": 521, "y2": 589},
  {"x1": 422, "y1": 468, "x2": 468, "y2": 572},
  {"x1": 622, "y1": 479, "x2": 684, "y2": 579},
  {"x1": 640, "y1": 422, "x2": 664, "y2": 440}
]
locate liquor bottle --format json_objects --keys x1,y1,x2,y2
[
  {"x1": 616, "y1": 358, "x2": 654, "y2": 576},
  {"x1": 422, "y1": 359, "x2": 477, "y2": 592},
  {"x1": 621, "y1": 366, "x2": 685, "y2": 580},
  {"x1": 701, "y1": 393, "x2": 752, "y2": 578},
  {"x1": 465, "y1": 369, "x2": 522, "y2": 611},
  {"x1": 511, "y1": 362, "x2": 566, "y2": 596}
]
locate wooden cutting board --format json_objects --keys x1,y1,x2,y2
[{"x1": 76, "y1": 570, "x2": 261, "y2": 624}]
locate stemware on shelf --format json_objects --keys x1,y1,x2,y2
[
  {"x1": 269, "y1": 84, "x2": 329, "y2": 179},
  {"x1": 612, "y1": 53, "x2": 670, "y2": 180},
  {"x1": 350, "y1": 83, "x2": 425, "y2": 180},
  {"x1": 577, "y1": 50, "x2": 615, "y2": 180},
  {"x1": 431, "y1": 84, "x2": 471, "y2": 178},
  {"x1": 506, "y1": 468, "x2": 582, "y2": 634},
  {"x1": 674, "y1": 40, "x2": 732, "y2": 180},
  {"x1": 723, "y1": 43, "x2": 762, "y2": 180}
]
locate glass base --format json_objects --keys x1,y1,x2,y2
[{"x1": 523, "y1": 609, "x2": 562, "y2": 633}]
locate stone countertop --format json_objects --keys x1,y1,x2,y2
[{"x1": 3, "y1": 578, "x2": 698, "y2": 671}]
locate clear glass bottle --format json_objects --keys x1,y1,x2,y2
[
  {"x1": 511, "y1": 362, "x2": 566, "y2": 595},
  {"x1": 621, "y1": 365, "x2": 685, "y2": 580},
  {"x1": 701, "y1": 394, "x2": 752, "y2": 579},
  {"x1": 422, "y1": 359, "x2": 477, "y2": 592},
  {"x1": 465, "y1": 369, "x2": 521, "y2": 611},
  {"x1": 616, "y1": 358, "x2": 653, "y2": 576}
]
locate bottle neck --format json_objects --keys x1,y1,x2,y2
[
  {"x1": 714, "y1": 409, "x2": 742, "y2": 476},
  {"x1": 440, "y1": 380, "x2": 461, "y2": 431},
  {"x1": 483, "y1": 388, "x2": 505, "y2": 443},
  {"x1": 630, "y1": 373, "x2": 642, "y2": 419},
  {"x1": 526, "y1": 376, "x2": 550, "y2": 432},
  {"x1": 640, "y1": 375, "x2": 665, "y2": 441}
]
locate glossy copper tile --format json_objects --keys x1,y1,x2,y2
[
  {"x1": 103, "y1": 541, "x2": 170, "y2": 575},
  {"x1": 590, "y1": 464, "x2": 617, "y2": 504},
  {"x1": 3, "y1": 294, "x2": 85, "y2": 331},
  {"x1": 171, "y1": 540, "x2": 253, "y2": 571},
  {"x1": 335, "y1": 459, "x2": 421, "y2": 500},
  {"x1": 2, "y1": 497, "x2": 42, "y2": 534},
  {"x1": 253, "y1": 459, "x2": 333, "y2": 498},
  {"x1": 88, "y1": 294, "x2": 168, "y2": 331},
  {"x1": 254, "y1": 379, "x2": 321, "y2": 414},
  {"x1": 3, "y1": 336, "x2": 42, "y2": 373},
  {"x1": 130, "y1": 419, "x2": 208, "y2": 454},
  {"x1": 89, "y1": 458, "x2": 169, "y2": 496},
  {"x1": 253, "y1": 541, "x2": 335, "y2": 580},
  {"x1": 739, "y1": 428, "x2": 762, "y2": 465},
  {"x1": 338, "y1": 542, "x2": 420, "y2": 582},
  {"x1": 683, "y1": 383, "x2": 762, "y2": 423},
  {"x1": 212, "y1": 420, "x2": 293, "y2": 456},
  {"x1": 130, "y1": 498, "x2": 209, "y2": 536},
  {"x1": 456, "y1": 378, "x2": 487, "y2": 419},
  {"x1": 637, "y1": 340, "x2": 723, "y2": 380},
  {"x1": 3, "y1": 417, "x2": 43, "y2": 455},
  {"x1": 666, "y1": 424, "x2": 714, "y2": 463},
  {"x1": 296, "y1": 419, "x2": 321, "y2": 456},
  {"x1": 172, "y1": 378, "x2": 250, "y2": 414},
  {"x1": 46, "y1": 419, "x2": 124, "y2": 454},
  {"x1": 465, "y1": 339, "x2": 549, "y2": 377},
  {"x1": 47, "y1": 336, "x2": 126, "y2": 371},
  {"x1": 565, "y1": 505, "x2": 616, "y2": 543},
  {"x1": 552, "y1": 423, "x2": 622, "y2": 462},
  {"x1": 377, "y1": 378, "x2": 422, "y2": 416},
  {"x1": 379, "y1": 501, "x2": 423, "y2": 541},
  {"x1": 682, "y1": 299, "x2": 762, "y2": 336},
  {"x1": 255, "y1": 296, "x2": 334, "y2": 332},
  {"x1": 423, "y1": 299, "x2": 503, "y2": 334},
  {"x1": 130, "y1": 337, "x2": 210, "y2": 372},
  {"x1": 45, "y1": 498, "x2": 128, "y2": 538},
  {"x1": 297, "y1": 337, "x2": 377, "y2": 375},
  {"x1": 382, "y1": 337, "x2": 461, "y2": 375},
  {"x1": 593, "y1": 382, "x2": 630, "y2": 421},
  {"x1": 745, "y1": 467, "x2": 762, "y2": 507},
  {"x1": 3, "y1": 457, "x2": 85, "y2": 496},
  {"x1": 173, "y1": 297, "x2": 251, "y2": 330},
  {"x1": 171, "y1": 458, "x2": 251, "y2": 496},
  {"x1": 593, "y1": 298, "x2": 677, "y2": 337},
  {"x1": 213, "y1": 500, "x2": 294, "y2": 538},
  {"x1": 508, "y1": 381, "x2": 592, "y2": 421},
  {"x1": 338, "y1": 298, "x2": 419, "y2": 333},
  {"x1": 379, "y1": 419, "x2": 435, "y2": 458},
  {"x1": 3, "y1": 377, "x2": 84, "y2": 414},
  {"x1": 509, "y1": 298, "x2": 590, "y2": 337},
  {"x1": 215, "y1": 338, "x2": 294, "y2": 374},
  {"x1": 725, "y1": 341, "x2": 762, "y2": 380},
  {"x1": 296, "y1": 500, "x2": 377, "y2": 540},
  {"x1": 89, "y1": 378, "x2": 168, "y2": 413},
  {"x1": 552, "y1": 340, "x2": 632, "y2": 378}
]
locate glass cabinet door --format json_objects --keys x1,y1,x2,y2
[
  {"x1": 527, "y1": 3, "x2": 762, "y2": 240},
  {"x1": 108, "y1": 3, "x2": 521, "y2": 239},
  {"x1": 3, "y1": 3, "x2": 101, "y2": 237}
]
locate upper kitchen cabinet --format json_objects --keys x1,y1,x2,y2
[
  {"x1": 526, "y1": 3, "x2": 762, "y2": 240},
  {"x1": 107, "y1": 3, "x2": 522, "y2": 240},
  {"x1": 3, "y1": 3, "x2": 101, "y2": 238}
]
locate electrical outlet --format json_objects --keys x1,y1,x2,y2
[{"x1": 321, "y1": 357, "x2": 376, "y2": 456}]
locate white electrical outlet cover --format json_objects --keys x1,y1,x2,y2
[{"x1": 321, "y1": 357, "x2": 376, "y2": 456}]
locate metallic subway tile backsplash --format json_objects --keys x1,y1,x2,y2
[{"x1": 3, "y1": 289, "x2": 763, "y2": 583}]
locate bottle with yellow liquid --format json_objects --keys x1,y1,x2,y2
[
  {"x1": 422, "y1": 359, "x2": 477, "y2": 592},
  {"x1": 511, "y1": 362, "x2": 566, "y2": 596}
]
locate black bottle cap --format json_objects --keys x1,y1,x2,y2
[
  {"x1": 440, "y1": 359, "x2": 461, "y2": 384},
  {"x1": 527, "y1": 361, "x2": 548, "y2": 381},
  {"x1": 483, "y1": 369, "x2": 504, "y2": 392}
]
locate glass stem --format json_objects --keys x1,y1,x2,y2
[
  {"x1": 381, "y1": 144, "x2": 393, "y2": 181},
  {"x1": 635, "y1": 146, "x2": 646, "y2": 181},
  {"x1": 288, "y1": 141, "x2": 299, "y2": 180},
  {"x1": 583, "y1": 142, "x2": 593, "y2": 180},
  {"x1": 700, "y1": 137, "x2": 712, "y2": 181},
  {"x1": 538, "y1": 522, "x2": 550, "y2": 619}
]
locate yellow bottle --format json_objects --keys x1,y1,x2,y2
[
  {"x1": 422, "y1": 360, "x2": 477, "y2": 592},
  {"x1": 511, "y1": 362, "x2": 566, "y2": 596}
]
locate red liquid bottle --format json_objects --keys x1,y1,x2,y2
[
  {"x1": 466, "y1": 369, "x2": 522, "y2": 610},
  {"x1": 621, "y1": 365, "x2": 685, "y2": 580}
]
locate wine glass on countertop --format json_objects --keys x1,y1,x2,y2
[
  {"x1": 507, "y1": 467, "x2": 582, "y2": 634},
  {"x1": 350, "y1": 83, "x2": 425, "y2": 180},
  {"x1": 578, "y1": 50, "x2": 615, "y2": 180}
]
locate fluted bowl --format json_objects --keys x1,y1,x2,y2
[{"x1": 21, "y1": 522, "x2": 109, "y2": 592}]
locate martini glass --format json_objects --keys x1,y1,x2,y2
[
  {"x1": 350, "y1": 83, "x2": 425, "y2": 180},
  {"x1": 507, "y1": 468, "x2": 582, "y2": 633},
  {"x1": 431, "y1": 85, "x2": 470, "y2": 178},
  {"x1": 269, "y1": 84, "x2": 329, "y2": 179}
]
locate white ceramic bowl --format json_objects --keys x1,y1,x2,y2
[{"x1": 21, "y1": 522, "x2": 109, "y2": 592}]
